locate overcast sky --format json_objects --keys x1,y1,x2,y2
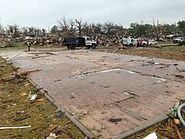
[{"x1": 0, "y1": 0, "x2": 184, "y2": 29}]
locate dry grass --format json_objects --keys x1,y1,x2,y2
[
  {"x1": 0, "y1": 58, "x2": 84, "y2": 139},
  {"x1": 96, "y1": 45, "x2": 185, "y2": 61}
]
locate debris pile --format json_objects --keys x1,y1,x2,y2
[
  {"x1": 170, "y1": 100, "x2": 185, "y2": 127},
  {"x1": 129, "y1": 100, "x2": 185, "y2": 139},
  {"x1": 151, "y1": 101, "x2": 185, "y2": 139}
]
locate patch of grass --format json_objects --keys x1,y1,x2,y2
[
  {"x1": 0, "y1": 59, "x2": 14, "y2": 79},
  {"x1": 160, "y1": 45, "x2": 185, "y2": 51},
  {"x1": 0, "y1": 43, "x2": 26, "y2": 51},
  {"x1": 0, "y1": 57, "x2": 84, "y2": 139},
  {"x1": 96, "y1": 44, "x2": 185, "y2": 61}
]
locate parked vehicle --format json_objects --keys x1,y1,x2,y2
[
  {"x1": 136, "y1": 39, "x2": 158, "y2": 47},
  {"x1": 122, "y1": 37, "x2": 137, "y2": 46},
  {"x1": 179, "y1": 38, "x2": 185, "y2": 46},
  {"x1": 148, "y1": 40, "x2": 158, "y2": 45},
  {"x1": 166, "y1": 34, "x2": 175, "y2": 39},
  {"x1": 63, "y1": 36, "x2": 97, "y2": 50},
  {"x1": 173, "y1": 37, "x2": 184, "y2": 43},
  {"x1": 140, "y1": 40, "x2": 148, "y2": 46}
]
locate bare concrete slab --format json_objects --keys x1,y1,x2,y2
[{"x1": 1, "y1": 50, "x2": 185, "y2": 138}]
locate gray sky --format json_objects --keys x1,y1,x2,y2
[{"x1": 0, "y1": 0, "x2": 185, "y2": 28}]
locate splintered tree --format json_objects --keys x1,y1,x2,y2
[
  {"x1": 25, "y1": 27, "x2": 44, "y2": 37},
  {"x1": 129, "y1": 23, "x2": 153, "y2": 38},
  {"x1": 7, "y1": 25, "x2": 20, "y2": 39},
  {"x1": 75, "y1": 18, "x2": 87, "y2": 37},
  {"x1": 102, "y1": 22, "x2": 125, "y2": 39},
  {"x1": 152, "y1": 20, "x2": 166, "y2": 41},
  {"x1": 88, "y1": 23, "x2": 103, "y2": 36},
  {"x1": 50, "y1": 25, "x2": 59, "y2": 34},
  {"x1": 102, "y1": 22, "x2": 115, "y2": 37},
  {"x1": 91, "y1": 23, "x2": 103, "y2": 35},
  {"x1": 58, "y1": 17, "x2": 76, "y2": 37},
  {"x1": 21, "y1": 27, "x2": 29, "y2": 37},
  {"x1": 82, "y1": 23, "x2": 103, "y2": 37}
]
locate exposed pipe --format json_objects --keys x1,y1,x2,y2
[{"x1": 177, "y1": 103, "x2": 185, "y2": 126}]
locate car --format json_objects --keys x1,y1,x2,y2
[
  {"x1": 173, "y1": 37, "x2": 184, "y2": 43},
  {"x1": 148, "y1": 40, "x2": 158, "y2": 45},
  {"x1": 122, "y1": 37, "x2": 137, "y2": 47},
  {"x1": 179, "y1": 38, "x2": 185, "y2": 46},
  {"x1": 135, "y1": 38, "x2": 147, "y2": 47}
]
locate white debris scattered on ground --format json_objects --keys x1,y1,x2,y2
[
  {"x1": 46, "y1": 133, "x2": 57, "y2": 139},
  {"x1": 143, "y1": 132, "x2": 158, "y2": 139},
  {"x1": 0, "y1": 125, "x2": 31, "y2": 130}
]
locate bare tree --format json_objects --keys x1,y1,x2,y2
[
  {"x1": 68, "y1": 21, "x2": 76, "y2": 36},
  {"x1": 50, "y1": 25, "x2": 59, "y2": 34},
  {"x1": 90, "y1": 23, "x2": 103, "y2": 36},
  {"x1": 82, "y1": 25, "x2": 92, "y2": 36},
  {"x1": 152, "y1": 19, "x2": 166, "y2": 41},
  {"x1": 58, "y1": 17, "x2": 76, "y2": 37},
  {"x1": 75, "y1": 18, "x2": 87, "y2": 36},
  {"x1": 7, "y1": 25, "x2": 20, "y2": 38},
  {"x1": 21, "y1": 27, "x2": 28, "y2": 37},
  {"x1": 102, "y1": 22, "x2": 121, "y2": 38}
]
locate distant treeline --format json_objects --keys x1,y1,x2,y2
[{"x1": 0, "y1": 18, "x2": 185, "y2": 41}]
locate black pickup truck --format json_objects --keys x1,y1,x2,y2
[{"x1": 63, "y1": 36, "x2": 97, "y2": 50}]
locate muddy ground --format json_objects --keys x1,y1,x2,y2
[{"x1": 0, "y1": 57, "x2": 84, "y2": 139}]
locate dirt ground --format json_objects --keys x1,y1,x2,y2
[
  {"x1": 96, "y1": 45, "x2": 185, "y2": 61},
  {"x1": 0, "y1": 57, "x2": 84, "y2": 139},
  {"x1": 3, "y1": 43, "x2": 185, "y2": 61}
]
